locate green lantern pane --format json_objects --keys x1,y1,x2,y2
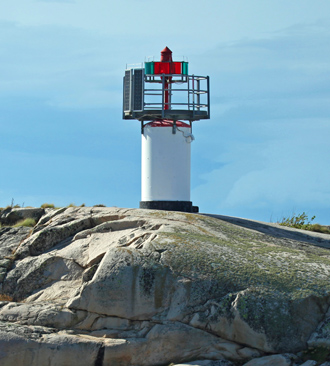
[
  {"x1": 182, "y1": 62, "x2": 188, "y2": 75},
  {"x1": 145, "y1": 62, "x2": 154, "y2": 75}
]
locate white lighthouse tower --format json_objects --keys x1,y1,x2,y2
[{"x1": 123, "y1": 47, "x2": 210, "y2": 212}]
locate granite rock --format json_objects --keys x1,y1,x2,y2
[{"x1": 0, "y1": 206, "x2": 330, "y2": 365}]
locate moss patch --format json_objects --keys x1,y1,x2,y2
[
  {"x1": 301, "y1": 346, "x2": 330, "y2": 364},
  {"x1": 155, "y1": 215, "x2": 330, "y2": 300}
]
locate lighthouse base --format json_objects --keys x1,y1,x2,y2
[{"x1": 139, "y1": 200, "x2": 199, "y2": 213}]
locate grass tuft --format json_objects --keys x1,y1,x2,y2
[{"x1": 13, "y1": 218, "x2": 36, "y2": 228}]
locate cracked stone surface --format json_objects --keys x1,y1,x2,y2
[{"x1": 1, "y1": 206, "x2": 330, "y2": 365}]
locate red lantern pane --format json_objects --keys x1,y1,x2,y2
[{"x1": 153, "y1": 62, "x2": 182, "y2": 75}]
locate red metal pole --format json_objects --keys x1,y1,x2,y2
[{"x1": 160, "y1": 47, "x2": 172, "y2": 110}]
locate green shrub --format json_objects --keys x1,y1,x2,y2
[
  {"x1": 279, "y1": 212, "x2": 314, "y2": 229},
  {"x1": 310, "y1": 224, "x2": 330, "y2": 234},
  {"x1": 278, "y1": 213, "x2": 330, "y2": 234},
  {"x1": 40, "y1": 203, "x2": 55, "y2": 209},
  {"x1": 13, "y1": 218, "x2": 36, "y2": 228}
]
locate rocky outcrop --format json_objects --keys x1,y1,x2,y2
[
  {"x1": 0, "y1": 226, "x2": 31, "y2": 290},
  {"x1": 1, "y1": 206, "x2": 330, "y2": 365},
  {"x1": 0, "y1": 207, "x2": 45, "y2": 226}
]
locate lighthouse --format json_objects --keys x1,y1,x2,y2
[{"x1": 123, "y1": 47, "x2": 210, "y2": 212}]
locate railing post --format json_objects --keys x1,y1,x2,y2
[
  {"x1": 162, "y1": 75, "x2": 165, "y2": 118},
  {"x1": 207, "y1": 76, "x2": 210, "y2": 118},
  {"x1": 197, "y1": 78, "x2": 200, "y2": 111},
  {"x1": 192, "y1": 75, "x2": 195, "y2": 118},
  {"x1": 187, "y1": 75, "x2": 190, "y2": 110}
]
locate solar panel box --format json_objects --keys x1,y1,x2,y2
[{"x1": 123, "y1": 68, "x2": 144, "y2": 118}]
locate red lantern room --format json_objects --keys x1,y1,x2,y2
[{"x1": 123, "y1": 47, "x2": 210, "y2": 124}]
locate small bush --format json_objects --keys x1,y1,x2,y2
[
  {"x1": 41, "y1": 203, "x2": 55, "y2": 209},
  {"x1": 279, "y1": 212, "x2": 314, "y2": 229},
  {"x1": 93, "y1": 204, "x2": 106, "y2": 207},
  {"x1": 278, "y1": 213, "x2": 330, "y2": 234},
  {"x1": 14, "y1": 218, "x2": 36, "y2": 228},
  {"x1": 310, "y1": 224, "x2": 330, "y2": 234}
]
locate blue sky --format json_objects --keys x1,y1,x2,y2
[{"x1": 1, "y1": 0, "x2": 329, "y2": 224}]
